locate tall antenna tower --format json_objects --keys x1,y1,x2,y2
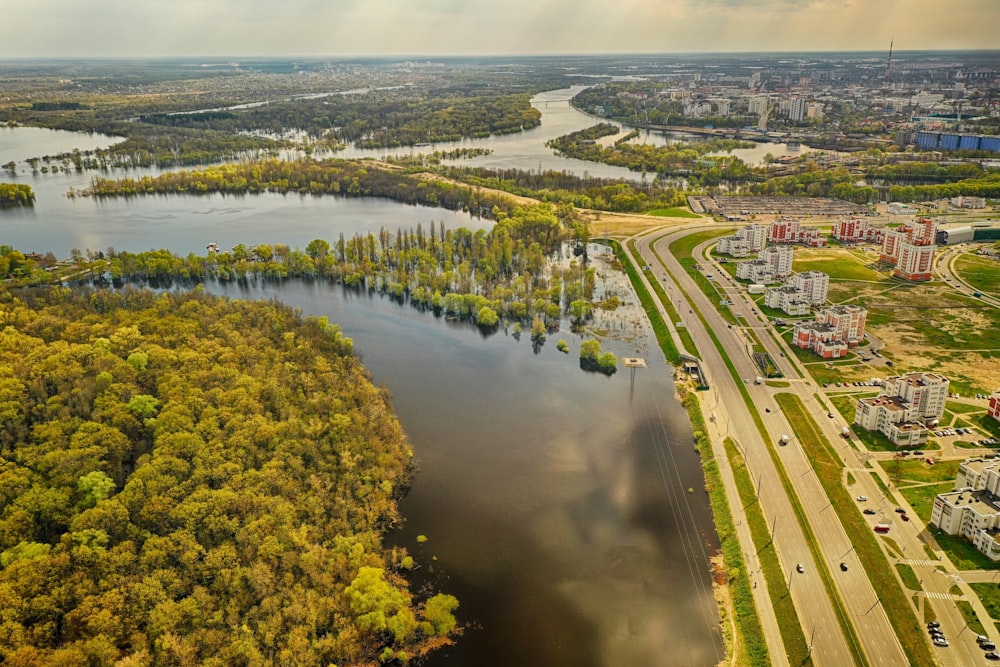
[{"x1": 884, "y1": 37, "x2": 894, "y2": 88}]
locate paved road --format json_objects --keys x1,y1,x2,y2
[
  {"x1": 686, "y1": 229, "x2": 998, "y2": 666},
  {"x1": 636, "y1": 227, "x2": 868, "y2": 665}
]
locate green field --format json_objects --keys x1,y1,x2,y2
[
  {"x1": 970, "y1": 582, "x2": 1000, "y2": 622},
  {"x1": 899, "y1": 481, "x2": 955, "y2": 522},
  {"x1": 791, "y1": 249, "x2": 888, "y2": 282},
  {"x1": 954, "y1": 253, "x2": 1000, "y2": 296},
  {"x1": 879, "y1": 458, "x2": 960, "y2": 486},
  {"x1": 645, "y1": 206, "x2": 702, "y2": 218}
]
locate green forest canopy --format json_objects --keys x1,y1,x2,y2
[{"x1": 0, "y1": 286, "x2": 457, "y2": 666}]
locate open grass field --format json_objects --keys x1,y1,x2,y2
[
  {"x1": 791, "y1": 247, "x2": 888, "y2": 282},
  {"x1": 898, "y1": 480, "x2": 955, "y2": 522},
  {"x1": 879, "y1": 458, "x2": 960, "y2": 486},
  {"x1": 644, "y1": 206, "x2": 702, "y2": 218},
  {"x1": 954, "y1": 253, "x2": 1000, "y2": 297}
]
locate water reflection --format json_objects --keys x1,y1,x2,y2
[{"x1": 203, "y1": 268, "x2": 724, "y2": 667}]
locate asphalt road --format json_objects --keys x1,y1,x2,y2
[
  {"x1": 693, "y1": 235, "x2": 998, "y2": 667},
  {"x1": 634, "y1": 225, "x2": 913, "y2": 666}
]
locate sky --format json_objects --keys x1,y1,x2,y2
[{"x1": 0, "y1": 0, "x2": 996, "y2": 58}]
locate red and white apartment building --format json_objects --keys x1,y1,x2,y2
[
  {"x1": 767, "y1": 218, "x2": 826, "y2": 247},
  {"x1": 831, "y1": 217, "x2": 885, "y2": 244},
  {"x1": 880, "y1": 217, "x2": 936, "y2": 281},
  {"x1": 792, "y1": 305, "x2": 867, "y2": 358}
]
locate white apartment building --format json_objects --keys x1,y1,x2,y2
[
  {"x1": 736, "y1": 259, "x2": 774, "y2": 284},
  {"x1": 883, "y1": 372, "x2": 949, "y2": 421},
  {"x1": 759, "y1": 245, "x2": 793, "y2": 280},
  {"x1": 764, "y1": 286, "x2": 812, "y2": 316},
  {"x1": 789, "y1": 97, "x2": 807, "y2": 122},
  {"x1": 931, "y1": 458, "x2": 1000, "y2": 561},
  {"x1": 717, "y1": 224, "x2": 767, "y2": 257},
  {"x1": 787, "y1": 270, "x2": 829, "y2": 305},
  {"x1": 854, "y1": 372, "x2": 949, "y2": 446}
]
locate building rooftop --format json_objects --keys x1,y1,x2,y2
[
  {"x1": 891, "y1": 371, "x2": 948, "y2": 387},
  {"x1": 960, "y1": 457, "x2": 1000, "y2": 477},
  {"x1": 941, "y1": 489, "x2": 1000, "y2": 516},
  {"x1": 860, "y1": 396, "x2": 908, "y2": 412}
]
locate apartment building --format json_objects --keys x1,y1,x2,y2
[
  {"x1": 765, "y1": 286, "x2": 812, "y2": 316},
  {"x1": 989, "y1": 390, "x2": 1000, "y2": 422},
  {"x1": 931, "y1": 458, "x2": 1000, "y2": 562},
  {"x1": 832, "y1": 217, "x2": 884, "y2": 244},
  {"x1": 788, "y1": 270, "x2": 829, "y2": 305},
  {"x1": 717, "y1": 224, "x2": 767, "y2": 257},
  {"x1": 767, "y1": 218, "x2": 826, "y2": 247},
  {"x1": 880, "y1": 218, "x2": 936, "y2": 282},
  {"x1": 854, "y1": 371, "x2": 949, "y2": 446}
]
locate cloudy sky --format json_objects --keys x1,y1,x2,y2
[{"x1": 0, "y1": 0, "x2": 996, "y2": 58}]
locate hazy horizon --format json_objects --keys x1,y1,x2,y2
[{"x1": 1, "y1": 0, "x2": 995, "y2": 59}]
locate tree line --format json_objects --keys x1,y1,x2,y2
[
  {"x1": 84, "y1": 201, "x2": 600, "y2": 335},
  {"x1": 0, "y1": 286, "x2": 458, "y2": 665}
]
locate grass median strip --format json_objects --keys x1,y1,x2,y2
[
  {"x1": 724, "y1": 437, "x2": 808, "y2": 665},
  {"x1": 775, "y1": 392, "x2": 934, "y2": 667}
]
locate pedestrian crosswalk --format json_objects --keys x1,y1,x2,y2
[
  {"x1": 924, "y1": 591, "x2": 964, "y2": 601},
  {"x1": 901, "y1": 559, "x2": 938, "y2": 567}
]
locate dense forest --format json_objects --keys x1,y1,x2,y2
[
  {"x1": 139, "y1": 91, "x2": 542, "y2": 149},
  {"x1": 0, "y1": 183, "x2": 35, "y2": 208},
  {"x1": 0, "y1": 286, "x2": 458, "y2": 665}
]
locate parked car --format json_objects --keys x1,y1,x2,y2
[
  {"x1": 894, "y1": 507, "x2": 906, "y2": 514},
  {"x1": 839, "y1": 562, "x2": 848, "y2": 571},
  {"x1": 857, "y1": 496, "x2": 868, "y2": 502},
  {"x1": 863, "y1": 509, "x2": 877, "y2": 515},
  {"x1": 796, "y1": 563, "x2": 804, "y2": 573},
  {"x1": 984, "y1": 651, "x2": 999, "y2": 661},
  {"x1": 901, "y1": 514, "x2": 910, "y2": 521},
  {"x1": 933, "y1": 637, "x2": 949, "y2": 647}
]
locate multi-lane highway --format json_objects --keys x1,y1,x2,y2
[{"x1": 627, "y1": 222, "x2": 948, "y2": 665}]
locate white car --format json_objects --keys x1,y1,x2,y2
[{"x1": 856, "y1": 496, "x2": 868, "y2": 502}]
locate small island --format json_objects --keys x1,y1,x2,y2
[{"x1": 0, "y1": 182, "x2": 34, "y2": 208}]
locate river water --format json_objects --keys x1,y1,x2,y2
[{"x1": 3, "y1": 90, "x2": 724, "y2": 665}]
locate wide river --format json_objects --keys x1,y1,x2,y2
[{"x1": 2, "y1": 88, "x2": 725, "y2": 665}]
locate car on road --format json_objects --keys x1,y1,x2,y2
[
  {"x1": 828, "y1": 412, "x2": 835, "y2": 418},
  {"x1": 976, "y1": 634, "x2": 988, "y2": 643},
  {"x1": 796, "y1": 563, "x2": 804, "y2": 573},
  {"x1": 901, "y1": 513, "x2": 910, "y2": 521},
  {"x1": 927, "y1": 622, "x2": 941, "y2": 630},
  {"x1": 983, "y1": 642, "x2": 998, "y2": 651},
  {"x1": 839, "y1": 562, "x2": 848, "y2": 571},
  {"x1": 933, "y1": 637, "x2": 949, "y2": 647},
  {"x1": 985, "y1": 651, "x2": 999, "y2": 661},
  {"x1": 857, "y1": 496, "x2": 868, "y2": 502},
  {"x1": 895, "y1": 507, "x2": 907, "y2": 513},
  {"x1": 863, "y1": 508, "x2": 877, "y2": 515}
]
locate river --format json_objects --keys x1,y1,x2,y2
[
  {"x1": 207, "y1": 264, "x2": 724, "y2": 667},
  {"x1": 3, "y1": 91, "x2": 724, "y2": 665}
]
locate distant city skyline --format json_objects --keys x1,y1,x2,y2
[{"x1": 0, "y1": 0, "x2": 996, "y2": 58}]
